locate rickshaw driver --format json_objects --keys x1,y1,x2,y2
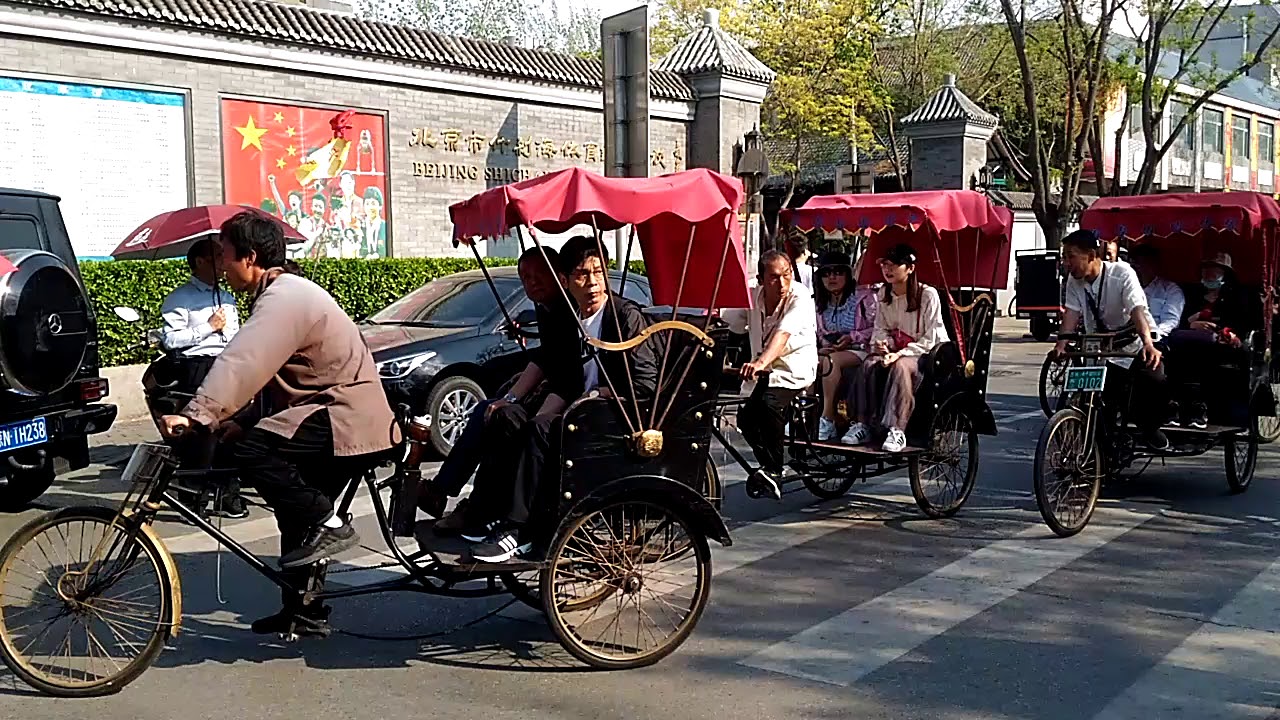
[
  {"x1": 159, "y1": 212, "x2": 399, "y2": 635},
  {"x1": 1053, "y1": 229, "x2": 1170, "y2": 450}
]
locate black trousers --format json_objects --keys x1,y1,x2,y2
[
  {"x1": 1165, "y1": 335, "x2": 1246, "y2": 411},
  {"x1": 233, "y1": 410, "x2": 370, "y2": 602},
  {"x1": 467, "y1": 403, "x2": 551, "y2": 527},
  {"x1": 1104, "y1": 360, "x2": 1170, "y2": 431},
  {"x1": 171, "y1": 355, "x2": 217, "y2": 397},
  {"x1": 739, "y1": 384, "x2": 801, "y2": 473}
]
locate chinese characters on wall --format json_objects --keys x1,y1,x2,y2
[{"x1": 407, "y1": 127, "x2": 685, "y2": 183}]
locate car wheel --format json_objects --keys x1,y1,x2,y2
[
  {"x1": 425, "y1": 376, "x2": 485, "y2": 457},
  {"x1": 0, "y1": 460, "x2": 55, "y2": 512}
]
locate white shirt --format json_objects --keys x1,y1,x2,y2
[
  {"x1": 871, "y1": 285, "x2": 950, "y2": 357},
  {"x1": 746, "y1": 282, "x2": 818, "y2": 390},
  {"x1": 581, "y1": 303, "x2": 607, "y2": 392},
  {"x1": 1143, "y1": 276, "x2": 1185, "y2": 340},
  {"x1": 160, "y1": 277, "x2": 240, "y2": 358},
  {"x1": 793, "y1": 256, "x2": 815, "y2": 291},
  {"x1": 1063, "y1": 261, "x2": 1154, "y2": 368}
]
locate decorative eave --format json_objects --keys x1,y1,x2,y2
[
  {"x1": 901, "y1": 73, "x2": 998, "y2": 129},
  {"x1": 655, "y1": 9, "x2": 775, "y2": 85}
]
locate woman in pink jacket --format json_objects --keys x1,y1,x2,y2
[{"x1": 814, "y1": 251, "x2": 879, "y2": 440}]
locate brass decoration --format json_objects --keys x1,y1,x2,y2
[
  {"x1": 634, "y1": 429, "x2": 664, "y2": 458},
  {"x1": 965, "y1": 359, "x2": 976, "y2": 378},
  {"x1": 586, "y1": 320, "x2": 716, "y2": 352}
]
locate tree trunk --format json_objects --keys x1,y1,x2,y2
[{"x1": 884, "y1": 108, "x2": 909, "y2": 191}]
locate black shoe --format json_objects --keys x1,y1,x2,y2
[
  {"x1": 212, "y1": 492, "x2": 249, "y2": 520},
  {"x1": 469, "y1": 526, "x2": 532, "y2": 563},
  {"x1": 416, "y1": 482, "x2": 448, "y2": 519},
  {"x1": 433, "y1": 498, "x2": 473, "y2": 536},
  {"x1": 746, "y1": 469, "x2": 783, "y2": 500},
  {"x1": 460, "y1": 518, "x2": 501, "y2": 543},
  {"x1": 250, "y1": 603, "x2": 331, "y2": 637},
  {"x1": 1166, "y1": 401, "x2": 1182, "y2": 427},
  {"x1": 279, "y1": 524, "x2": 360, "y2": 569},
  {"x1": 1189, "y1": 404, "x2": 1208, "y2": 430},
  {"x1": 1144, "y1": 428, "x2": 1171, "y2": 451}
]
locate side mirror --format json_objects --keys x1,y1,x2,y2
[
  {"x1": 512, "y1": 308, "x2": 538, "y2": 327},
  {"x1": 114, "y1": 306, "x2": 141, "y2": 323}
]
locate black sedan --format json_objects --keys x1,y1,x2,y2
[{"x1": 360, "y1": 266, "x2": 652, "y2": 456}]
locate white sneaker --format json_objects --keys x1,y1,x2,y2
[
  {"x1": 882, "y1": 427, "x2": 907, "y2": 453},
  {"x1": 841, "y1": 422, "x2": 871, "y2": 446},
  {"x1": 818, "y1": 417, "x2": 838, "y2": 441}
]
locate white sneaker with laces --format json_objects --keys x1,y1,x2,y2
[
  {"x1": 841, "y1": 422, "x2": 871, "y2": 446},
  {"x1": 882, "y1": 427, "x2": 907, "y2": 453},
  {"x1": 818, "y1": 417, "x2": 838, "y2": 441}
]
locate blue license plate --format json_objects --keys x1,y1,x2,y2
[
  {"x1": 1064, "y1": 366, "x2": 1108, "y2": 393},
  {"x1": 0, "y1": 417, "x2": 48, "y2": 453}
]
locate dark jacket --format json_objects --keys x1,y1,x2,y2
[
  {"x1": 1181, "y1": 282, "x2": 1257, "y2": 335},
  {"x1": 532, "y1": 295, "x2": 584, "y2": 402},
  {"x1": 593, "y1": 293, "x2": 661, "y2": 408}
]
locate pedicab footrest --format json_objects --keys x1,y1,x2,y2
[
  {"x1": 413, "y1": 520, "x2": 542, "y2": 573},
  {"x1": 791, "y1": 438, "x2": 927, "y2": 457}
]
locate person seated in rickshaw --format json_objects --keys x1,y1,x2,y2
[
  {"x1": 814, "y1": 251, "x2": 878, "y2": 440},
  {"x1": 842, "y1": 243, "x2": 949, "y2": 453},
  {"x1": 1052, "y1": 229, "x2": 1170, "y2": 449},
  {"x1": 446, "y1": 236, "x2": 662, "y2": 562},
  {"x1": 1129, "y1": 244, "x2": 1184, "y2": 341},
  {"x1": 158, "y1": 212, "x2": 399, "y2": 635},
  {"x1": 727, "y1": 249, "x2": 818, "y2": 500},
  {"x1": 1165, "y1": 252, "x2": 1256, "y2": 429},
  {"x1": 414, "y1": 246, "x2": 581, "y2": 525}
]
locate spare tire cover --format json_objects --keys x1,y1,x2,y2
[{"x1": 0, "y1": 249, "x2": 90, "y2": 396}]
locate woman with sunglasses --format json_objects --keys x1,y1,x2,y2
[
  {"x1": 813, "y1": 251, "x2": 878, "y2": 440},
  {"x1": 843, "y1": 243, "x2": 949, "y2": 453}
]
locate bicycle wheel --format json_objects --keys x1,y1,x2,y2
[
  {"x1": 911, "y1": 394, "x2": 979, "y2": 518},
  {"x1": 801, "y1": 471, "x2": 856, "y2": 500},
  {"x1": 1034, "y1": 409, "x2": 1103, "y2": 538},
  {"x1": 1255, "y1": 372, "x2": 1280, "y2": 444},
  {"x1": 698, "y1": 457, "x2": 723, "y2": 513},
  {"x1": 543, "y1": 499, "x2": 711, "y2": 670},
  {"x1": 1039, "y1": 353, "x2": 1069, "y2": 418},
  {"x1": 1225, "y1": 414, "x2": 1259, "y2": 494},
  {"x1": 0, "y1": 506, "x2": 175, "y2": 697}
]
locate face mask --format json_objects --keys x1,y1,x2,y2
[{"x1": 1203, "y1": 278, "x2": 1224, "y2": 290}]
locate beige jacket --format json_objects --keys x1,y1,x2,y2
[{"x1": 183, "y1": 269, "x2": 400, "y2": 456}]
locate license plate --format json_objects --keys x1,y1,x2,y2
[
  {"x1": 0, "y1": 417, "x2": 48, "y2": 453},
  {"x1": 1064, "y1": 366, "x2": 1108, "y2": 392}
]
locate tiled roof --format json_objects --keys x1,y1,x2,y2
[
  {"x1": 988, "y1": 189, "x2": 1098, "y2": 213},
  {"x1": 0, "y1": 0, "x2": 695, "y2": 101},
  {"x1": 901, "y1": 75, "x2": 999, "y2": 128},
  {"x1": 762, "y1": 135, "x2": 908, "y2": 188},
  {"x1": 655, "y1": 9, "x2": 775, "y2": 83}
]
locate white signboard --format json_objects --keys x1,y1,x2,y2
[{"x1": 0, "y1": 76, "x2": 190, "y2": 260}]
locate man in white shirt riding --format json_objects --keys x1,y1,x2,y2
[
  {"x1": 1129, "y1": 244, "x2": 1184, "y2": 341},
  {"x1": 735, "y1": 249, "x2": 818, "y2": 500},
  {"x1": 1054, "y1": 229, "x2": 1170, "y2": 449}
]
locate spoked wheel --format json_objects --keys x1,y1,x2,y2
[
  {"x1": 1256, "y1": 374, "x2": 1280, "y2": 444},
  {"x1": 801, "y1": 472, "x2": 856, "y2": 500},
  {"x1": 1034, "y1": 409, "x2": 1103, "y2": 537},
  {"x1": 698, "y1": 458, "x2": 723, "y2": 512},
  {"x1": 501, "y1": 562, "x2": 618, "y2": 613},
  {"x1": 542, "y1": 500, "x2": 711, "y2": 670},
  {"x1": 911, "y1": 394, "x2": 979, "y2": 518},
  {"x1": 1039, "y1": 353, "x2": 1070, "y2": 418},
  {"x1": 0, "y1": 507, "x2": 175, "y2": 697},
  {"x1": 1224, "y1": 415, "x2": 1259, "y2": 494},
  {"x1": 500, "y1": 570, "x2": 543, "y2": 611}
]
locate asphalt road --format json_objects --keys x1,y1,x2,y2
[{"x1": 2, "y1": 321, "x2": 1280, "y2": 719}]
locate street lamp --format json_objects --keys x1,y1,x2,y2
[{"x1": 734, "y1": 127, "x2": 770, "y2": 263}]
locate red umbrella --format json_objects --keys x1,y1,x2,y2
[{"x1": 111, "y1": 205, "x2": 306, "y2": 261}]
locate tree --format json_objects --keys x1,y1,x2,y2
[
  {"x1": 1117, "y1": 1, "x2": 1280, "y2": 194},
  {"x1": 358, "y1": 0, "x2": 602, "y2": 57},
  {"x1": 998, "y1": 0, "x2": 1126, "y2": 246},
  {"x1": 648, "y1": 0, "x2": 738, "y2": 56}
]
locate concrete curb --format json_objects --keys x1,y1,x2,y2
[{"x1": 101, "y1": 363, "x2": 149, "y2": 423}]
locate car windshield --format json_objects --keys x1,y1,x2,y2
[{"x1": 367, "y1": 276, "x2": 523, "y2": 327}]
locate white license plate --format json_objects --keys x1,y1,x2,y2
[
  {"x1": 1064, "y1": 366, "x2": 1108, "y2": 393},
  {"x1": 0, "y1": 417, "x2": 47, "y2": 453}
]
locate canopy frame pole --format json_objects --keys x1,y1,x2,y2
[
  {"x1": 654, "y1": 214, "x2": 735, "y2": 430},
  {"x1": 1266, "y1": 223, "x2": 1275, "y2": 358},
  {"x1": 468, "y1": 238, "x2": 520, "y2": 332},
  {"x1": 523, "y1": 226, "x2": 637, "y2": 436},
  {"x1": 590, "y1": 217, "x2": 644, "y2": 431},
  {"x1": 648, "y1": 224, "x2": 698, "y2": 428},
  {"x1": 930, "y1": 227, "x2": 967, "y2": 365},
  {"x1": 618, "y1": 225, "x2": 636, "y2": 297}
]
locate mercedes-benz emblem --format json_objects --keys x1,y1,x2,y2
[{"x1": 47, "y1": 314, "x2": 63, "y2": 335}]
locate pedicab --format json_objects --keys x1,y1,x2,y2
[
  {"x1": 0, "y1": 167, "x2": 750, "y2": 697},
  {"x1": 711, "y1": 189, "x2": 1013, "y2": 518},
  {"x1": 1033, "y1": 192, "x2": 1279, "y2": 537}
]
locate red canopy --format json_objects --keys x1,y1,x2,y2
[
  {"x1": 1080, "y1": 192, "x2": 1280, "y2": 286},
  {"x1": 449, "y1": 167, "x2": 750, "y2": 309},
  {"x1": 781, "y1": 190, "x2": 1014, "y2": 289}
]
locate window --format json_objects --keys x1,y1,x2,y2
[
  {"x1": 1261, "y1": 122, "x2": 1275, "y2": 164},
  {"x1": 611, "y1": 273, "x2": 651, "y2": 307},
  {"x1": 1204, "y1": 109, "x2": 1225, "y2": 154},
  {"x1": 0, "y1": 217, "x2": 42, "y2": 253},
  {"x1": 368, "y1": 276, "x2": 523, "y2": 327},
  {"x1": 1233, "y1": 116, "x2": 1252, "y2": 161},
  {"x1": 1170, "y1": 101, "x2": 1195, "y2": 149}
]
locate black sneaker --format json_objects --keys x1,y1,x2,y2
[
  {"x1": 416, "y1": 482, "x2": 448, "y2": 519},
  {"x1": 278, "y1": 524, "x2": 360, "y2": 569},
  {"x1": 433, "y1": 499, "x2": 473, "y2": 536},
  {"x1": 461, "y1": 519, "x2": 501, "y2": 543},
  {"x1": 746, "y1": 468, "x2": 782, "y2": 500},
  {"x1": 469, "y1": 527, "x2": 532, "y2": 563},
  {"x1": 1144, "y1": 428, "x2": 1171, "y2": 451},
  {"x1": 250, "y1": 603, "x2": 331, "y2": 637},
  {"x1": 1189, "y1": 404, "x2": 1209, "y2": 430},
  {"x1": 1166, "y1": 401, "x2": 1182, "y2": 427},
  {"x1": 212, "y1": 492, "x2": 249, "y2": 520}
]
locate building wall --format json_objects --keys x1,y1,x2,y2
[{"x1": 0, "y1": 34, "x2": 692, "y2": 258}]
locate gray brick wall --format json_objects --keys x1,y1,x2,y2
[{"x1": 0, "y1": 35, "x2": 694, "y2": 258}]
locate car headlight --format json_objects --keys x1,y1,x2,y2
[{"x1": 378, "y1": 351, "x2": 439, "y2": 379}]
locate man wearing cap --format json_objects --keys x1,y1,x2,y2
[
  {"x1": 1129, "y1": 244, "x2": 1184, "y2": 341},
  {"x1": 1054, "y1": 229, "x2": 1170, "y2": 449},
  {"x1": 1166, "y1": 251, "x2": 1255, "y2": 428}
]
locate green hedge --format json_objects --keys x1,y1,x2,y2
[{"x1": 82, "y1": 257, "x2": 646, "y2": 368}]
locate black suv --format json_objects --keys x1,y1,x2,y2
[{"x1": 0, "y1": 189, "x2": 117, "y2": 509}]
